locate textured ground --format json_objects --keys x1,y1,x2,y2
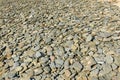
[{"x1": 0, "y1": 0, "x2": 120, "y2": 80}]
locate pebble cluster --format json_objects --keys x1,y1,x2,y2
[{"x1": 0, "y1": 0, "x2": 120, "y2": 80}]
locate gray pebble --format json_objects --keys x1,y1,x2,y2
[
  {"x1": 90, "y1": 69, "x2": 99, "y2": 77},
  {"x1": 102, "y1": 64, "x2": 112, "y2": 74},
  {"x1": 34, "y1": 51, "x2": 42, "y2": 58},
  {"x1": 34, "y1": 67, "x2": 43, "y2": 75},
  {"x1": 64, "y1": 59, "x2": 69, "y2": 69},
  {"x1": 111, "y1": 63, "x2": 118, "y2": 70},
  {"x1": 72, "y1": 62, "x2": 83, "y2": 72},
  {"x1": 45, "y1": 37, "x2": 52, "y2": 44},
  {"x1": 116, "y1": 49, "x2": 120, "y2": 55},
  {"x1": 49, "y1": 62, "x2": 56, "y2": 69},
  {"x1": 13, "y1": 56, "x2": 19, "y2": 62},
  {"x1": 86, "y1": 35, "x2": 93, "y2": 42},
  {"x1": 34, "y1": 76, "x2": 42, "y2": 80},
  {"x1": 105, "y1": 55, "x2": 113, "y2": 64},
  {"x1": 55, "y1": 58, "x2": 64, "y2": 66},
  {"x1": 97, "y1": 47, "x2": 103, "y2": 54},
  {"x1": 99, "y1": 32, "x2": 111, "y2": 38},
  {"x1": 43, "y1": 66, "x2": 51, "y2": 73},
  {"x1": 32, "y1": 45, "x2": 40, "y2": 51},
  {"x1": 40, "y1": 57, "x2": 49, "y2": 64}
]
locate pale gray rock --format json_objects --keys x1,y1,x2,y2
[{"x1": 72, "y1": 62, "x2": 83, "y2": 72}]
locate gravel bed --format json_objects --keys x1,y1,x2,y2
[{"x1": 0, "y1": 0, "x2": 120, "y2": 80}]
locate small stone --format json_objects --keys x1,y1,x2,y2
[
  {"x1": 33, "y1": 45, "x2": 40, "y2": 51},
  {"x1": 10, "y1": 62, "x2": 19, "y2": 71},
  {"x1": 15, "y1": 66, "x2": 23, "y2": 72},
  {"x1": 50, "y1": 56, "x2": 55, "y2": 62},
  {"x1": 13, "y1": 56, "x2": 19, "y2": 62},
  {"x1": 69, "y1": 59, "x2": 75, "y2": 65},
  {"x1": 88, "y1": 51, "x2": 94, "y2": 56},
  {"x1": 45, "y1": 37, "x2": 52, "y2": 44},
  {"x1": 34, "y1": 76, "x2": 42, "y2": 80},
  {"x1": 5, "y1": 46, "x2": 12, "y2": 59},
  {"x1": 105, "y1": 55, "x2": 113, "y2": 64},
  {"x1": 34, "y1": 67, "x2": 43, "y2": 75},
  {"x1": 64, "y1": 69, "x2": 71, "y2": 77},
  {"x1": 71, "y1": 45, "x2": 77, "y2": 52},
  {"x1": 76, "y1": 76, "x2": 87, "y2": 80},
  {"x1": 49, "y1": 62, "x2": 56, "y2": 70},
  {"x1": 86, "y1": 35, "x2": 93, "y2": 42},
  {"x1": 88, "y1": 77, "x2": 98, "y2": 80},
  {"x1": 18, "y1": 42, "x2": 25, "y2": 48},
  {"x1": 94, "y1": 55, "x2": 105, "y2": 64},
  {"x1": 99, "y1": 32, "x2": 111, "y2": 38},
  {"x1": 46, "y1": 46, "x2": 53, "y2": 55},
  {"x1": 0, "y1": 62, "x2": 3, "y2": 67},
  {"x1": 72, "y1": 62, "x2": 83, "y2": 72},
  {"x1": 116, "y1": 49, "x2": 120, "y2": 55},
  {"x1": 43, "y1": 66, "x2": 51, "y2": 73},
  {"x1": 114, "y1": 56, "x2": 120, "y2": 65},
  {"x1": 24, "y1": 57, "x2": 33, "y2": 62},
  {"x1": 34, "y1": 51, "x2": 42, "y2": 58},
  {"x1": 81, "y1": 56, "x2": 96, "y2": 70},
  {"x1": 64, "y1": 59, "x2": 69, "y2": 69},
  {"x1": 107, "y1": 50, "x2": 116, "y2": 55},
  {"x1": 97, "y1": 47, "x2": 103, "y2": 54},
  {"x1": 45, "y1": 77, "x2": 51, "y2": 80},
  {"x1": 7, "y1": 59, "x2": 14, "y2": 67},
  {"x1": 23, "y1": 50, "x2": 35, "y2": 57},
  {"x1": 111, "y1": 63, "x2": 118, "y2": 70},
  {"x1": 102, "y1": 64, "x2": 112, "y2": 74},
  {"x1": 55, "y1": 58, "x2": 64, "y2": 66},
  {"x1": 90, "y1": 69, "x2": 99, "y2": 77},
  {"x1": 118, "y1": 67, "x2": 120, "y2": 72},
  {"x1": 40, "y1": 57, "x2": 49, "y2": 64}
]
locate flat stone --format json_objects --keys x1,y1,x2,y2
[
  {"x1": 64, "y1": 69, "x2": 71, "y2": 77},
  {"x1": 98, "y1": 32, "x2": 111, "y2": 38},
  {"x1": 32, "y1": 45, "x2": 40, "y2": 51},
  {"x1": 64, "y1": 59, "x2": 69, "y2": 69},
  {"x1": 45, "y1": 37, "x2": 52, "y2": 44},
  {"x1": 111, "y1": 63, "x2": 118, "y2": 70},
  {"x1": 15, "y1": 66, "x2": 23, "y2": 72},
  {"x1": 43, "y1": 66, "x2": 51, "y2": 73},
  {"x1": 72, "y1": 62, "x2": 83, "y2": 72},
  {"x1": 45, "y1": 77, "x2": 52, "y2": 80},
  {"x1": 50, "y1": 56, "x2": 55, "y2": 62},
  {"x1": 90, "y1": 69, "x2": 99, "y2": 77},
  {"x1": 34, "y1": 76, "x2": 42, "y2": 80},
  {"x1": 94, "y1": 55, "x2": 105, "y2": 64},
  {"x1": 55, "y1": 58, "x2": 64, "y2": 66},
  {"x1": 105, "y1": 54, "x2": 113, "y2": 64},
  {"x1": 81, "y1": 56, "x2": 96, "y2": 70},
  {"x1": 102, "y1": 64, "x2": 112, "y2": 74},
  {"x1": 88, "y1": 51, "x2": 94, "y2": 56},
  {"x1": 5, "y1": 46, "x2": 12, "y2": 59},
  {"x1": 49, "y1": 62, "x2": 56, "y2": 69},
  {"x1": 34, "y1": 51, "x2": 42, "y2": 58},
  {"x1": 0, "y1": 62, "x2": 3, "y2": 67},
  {"x1": 40, "y1": 57, "x2": 49, "y2": 64},
  {"x1": 97, "y1": 47, "x2": 103, "y2": 54},
  {"x1": 116, "y1": 49, "x2": 120, "y2": 55},
  {"x1": 34, "y1": 67, "x2": 43, "y2": 75},
  {"x1": 114, "y1": 56, "x2": 120, "y2": 66},
  {"x1": 107, "y1": 50, "x2": 116, "y2": 55},
  {"x1": 24, "y1": 57, "x2": 33, "y2": 63},
  {"x1": 13, "y1": 56, "x2": 19, "y2": 62},
  {"x1": 23, "y1": 50, "x2": 35, "y2": 57},
  {"x1": 86, "y1": 35, "x2": 93, "y2": 42},
  {"x1": 88, "y1": 77, "x2": 98, "y2": 80}
]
